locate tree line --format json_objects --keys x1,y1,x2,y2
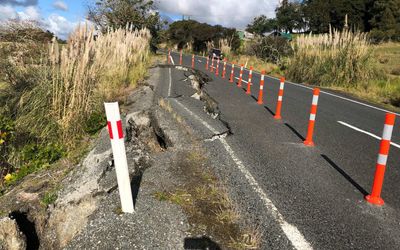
[{"x1": 246, "y1": 0, "x2": 400, "y2": 41}]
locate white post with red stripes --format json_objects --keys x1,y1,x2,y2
[
  {"x1": 167, "y1": 49, "x2": 171, "y2": 64},
  {"x1": 304, "y1": 88, "x2": 320, "y2": 146},
  {"x1": 179, "y1": 50, "x2": 183, "y2": 65},
  {"x1": 246, "y1": 66, "x2": 253, "y2": 94},
  {"x1": 206, "y1": 57, "x2": 209, "y2": 70},
  {"x1": 222, "y1": 59, "x2": 227, "y2": 78},
  {"x1": 274, "y1": 77, "x2": 285, "y2": 120},
  {"x1": 215, "y1": 58, "x2": 220, "y2": 76},
  {"x1": 210, "y1": 57, "x2": 214, "y2": 72},
  {"x1": 365, "y1": 113, "x2": 396, "y2": 206},
  {"x1": 238, "y1": 64, "x2": 244, "y2": 87},
  {"x1": 191, "y1": 54, "x2": 195, "y2": 68},
  {"x1": 104, "y1": 102, "x2": 134, "y2": 213},
  {"x1": 229, "y1": 62, "x2": 235, "y2": 83},
  {"x1": 257, "y1": 70, "x2": 266, "y2": 104}
]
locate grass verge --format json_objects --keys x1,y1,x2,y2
[{"x1": 154, "y1": 151, "x2": 261, "y2": 249}]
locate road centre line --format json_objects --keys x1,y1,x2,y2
[
  {"x1": 168, "y1": 83, "x2": 312, "y2": 248},
  {"x1": 338, "y1": 121, "x2": 400, "y2": 149}
]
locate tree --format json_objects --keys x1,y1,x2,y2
[
  {"x1": 276, "y1": 0, "x2": 305, "y2": 33},
  {"x1": 369, "y1": 0, "x2": 400, "y2": 41},
  {"x1": 167, "y1": 20, "x2": 241, "y2": 52},
  {"x1": 246, "y1": 15, "x2": 277, "y2": 35},
  {"x1": 302, "y1": 0, "x2": 375, "y2": 33},
  {"x1": 88, "y1": 0, "x2": 162, "y2": 50}
]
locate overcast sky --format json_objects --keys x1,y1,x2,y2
[{"x1": 0, "y1": 0, "x2": 281, "y2": 39}]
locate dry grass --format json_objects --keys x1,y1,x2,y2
[
  {"x1": 154, "y1": 150, "x2": 262, "y2": 249},
  {"x1": 48, "y1": 24, "x2": 151, "y2": 143},
  {"x1": 219, "y1": 39, "x2": 232, "y2": 58},
  {"x1": 373, "y1": 42, "x2": 400, "y2": 77},
  {"x1": 226, "y1": 54, "x2": 282, "y2": 76},
  {"x1": 287, "y1": 29, "x2": 378, "y2": 87},
  {"x1": 158, "y1": 98, "x2": 183, "y2": 123}
]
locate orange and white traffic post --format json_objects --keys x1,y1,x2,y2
[
  {"x1": 274, "y1": 77, "x2": 286, "y2": 120},
  {"x1": 179, "y1": 50, "x2": 183, "y2": 65},
  {"x1": 206, "y1": 57, "x2": 209, "y2": 70},
  {"x1": 167, "y1": 49, "x2": 171, "y2": 64},
  {"x1": 215, "y1": 58, "x2": 220, "y2": 76},
  {"x1": 238, "y1": 64, "x2": 244, "y2": 87},
  {"x1": 257, "y1": 70, "x2": 266, "y2": 104},
  {"x1": 365, "y1": 113, "x2": 396, "y2": 206},
  {"x1": 303, "y1": 88, "x2": 320, "y2": 146},
  {"x1": 229, "y1": 62, "x2": 235, "y2": 83},
  {"x1": 210, "y1": 57, "x2": 215, "y2": 72},
  {"x1": 104, "y1": 102, "x2": 134, "y2": 213},
  {"x1": 246, "y1": 66, "x2": 253, "y2": 94},
  {"x1": 191, "y1": 54, "x2": 195, "y2": 68},
  {"x1": 222, "y1": 59, "x2": 227, "y2": 78}
]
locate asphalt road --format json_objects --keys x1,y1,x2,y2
[{"x1": 165, "y1": 51, "x2": 400, "y2": 249}]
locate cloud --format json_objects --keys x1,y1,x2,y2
[
  {"x1": 53, "y1": 1, "x2": 68, "y2": 11},
  {"x1": 154, "y1": 0, "x2": 280, "y2": 29},
  {"x1": 0, "y1": 5, "x2": 18, "y2": 20},
  {"x1": 0, "y1": 0, "x2": 38, "y2": 7},
  {"x1": 17, "y1": 6, "x2": 40, "y2": 21},
  {"x1": 45, "y1": 14, "x2": 80, "y2": 39}
]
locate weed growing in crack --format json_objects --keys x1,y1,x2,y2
[{"x1": 154, "y1": 149, "x2": 262, "y2": 249}]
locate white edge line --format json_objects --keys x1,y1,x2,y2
[
  {"x1": 338, "y1": 121, "x2": 400, "y2": 149},
  {"x1": 171, "y1": 98, "x2": 312, "y2": 250},
  {"x1": 168, "y1": 68, "x2": 172, "y2": 96}
]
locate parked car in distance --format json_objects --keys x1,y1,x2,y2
[{"x1": 208, "y1": 48, "x2": 223, "y2": 60}]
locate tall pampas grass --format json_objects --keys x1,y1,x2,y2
[
  {"x1": 18, "y1": 24, "x2": 151, "y2": 145},
  {"x1": 287, "y1": 29, "x2": 378, "y2": 87}
]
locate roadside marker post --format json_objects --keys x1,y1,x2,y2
[
  {"x1": 257, "y1": 70, "x2": 266, "y2": 104},
  {"x1": 206, "y1": 57, "x2": 209, "y2": 70},
  {"x1": 104, "y1": 102, "x2": 134, "y2": 213},
  {"x1": 246, "y1": 66, "x2": 253, "y2": 94},
  {"x1": 304, "y1": 88, "x2": 320, "y2": 146},
  {"x1": 179, "y1": 50, "x2": 183, "y2": 65},
  {"x1": 238, "y1": 64, "x2": 244, "y2": 87},
  {"x1": 215, "y1": 58, "x2": 220, "y2": 76},
  {"x1": 222, "y1": 59, "x2": 227, "y2": 78},
  {"x1": 167, "y1": 49, "x2": 171, "y2": 64},
  {"x1": 211, "y1": 57, "x2": 214, "y2": 72},
  {"x1": 229, "y1": 63, "x2": 235, "y2": 83},
  {"x1": 274, "y1": 77, "x2": 286, "y2": 120},
  {"x1": 365, "y1": 113, "x2": 396, "y2": 206},
  {"x1": 191, "y1": 54, "x2": 195, "y2": 68}
]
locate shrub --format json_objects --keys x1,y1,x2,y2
[
  {"x1": 287, "y1": 29, "x2": 380, "y2": 87},
  {"x1": 84, "y1": 112, "x2": 107, "y2": 135},
  {"x1": 391, "y1": 67, "x2": 400, "y2": 76},
  {"x1": 0, "y1": 116, "x2": 15, "y2": 178},
  {"x1": 243, "y1": 36, "x2": 292, "y2": 66}
]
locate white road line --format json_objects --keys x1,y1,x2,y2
[
  {"x1": 235, "y1": 76, "x2": 248, "y2": 83},
  {"x1": 168, "y1": 68, "x2": 172, "y2": 96},
  {"x1": 172, "y1": 98, "x2": 312, "y2": 250},
  {"x1": 338, "y1": 121, "x2": 400, "y2": 149}
]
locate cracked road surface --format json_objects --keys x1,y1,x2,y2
[{"x1": 157, "y1": 53, "x2": 400, "y2": 249}]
